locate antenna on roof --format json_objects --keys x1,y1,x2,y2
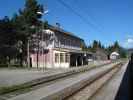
[{"x1": 56, "y1": 22, "x2": 61, "y2": 28}]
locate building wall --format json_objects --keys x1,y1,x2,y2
[
  {"x1": 30, "y1": 49, "x2": 70, "y2": 68},
  {"x1": 94, "y1": 49, "x2": 108, "y2": 60},
  {"x1": 110, "y1": 54, "x2": 119, "y2": 60},
  {"x1": 30, "y1": 49, "x2": 53, "y2": 68},
  {"x1": 30, "y1": 29, "x2": 85, "y2": 68},
  {"x1": 54, "y1": 31, "x2": 82, "y2": 50},
  {"x1": 53, "y1": 50, "x2": 70, "y2": 68}
]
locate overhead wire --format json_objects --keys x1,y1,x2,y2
[{"x1": 56, "y1": 0, "x2": 103, "y2": 33}]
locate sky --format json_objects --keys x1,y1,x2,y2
[{"x1": 0, "y1": 0, "x2": 133, "y2": 48}]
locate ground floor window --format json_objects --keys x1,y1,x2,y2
[
  {"x1": 60, "y1": 53, "x2": 65, "y2": 62},
  {"x1": 65, "y1": 53, "x2": 70, "y2": 63},
  {"x1": 55, "y1": 52, "x2": 70, "y2": 63},
  {"x1": 55, "y1": 53, "x2": 59, "y2": 63}
]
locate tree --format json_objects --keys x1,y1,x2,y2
[
  {"x1": 91, "y1": 40, "x2": 98, "y2": 52},
  {"x1": 98, "y1": 41, "x2": 102, "y2": 48},
  {"x1": 0, "y1": 0, "x2": 48, "y2": 66},
  {"x1": 119, "y1": 48, "x2": 127, "y2": 58},
  {"x1": 106, "y1": 41, "x2": 127, "y2": 58},
  {"x1": 11, "y1": 0, "x2": 46, "y2": 66},
  {"x1": 0, "y1": 16, "x2": 18, "y2": 64},
  {"x1": 13, "y1": 0, "x2": 44, "y2": 38},
  {"x1": 113, "y1": 41, "x2": 120, "y2": 52}
]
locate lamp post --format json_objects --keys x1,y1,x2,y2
[
  {"x1": 56, "y1": 23, "x2": 61, "y2": 68},
  {"x1": 27, "y1": 25, "x2": 36, "y2": 69},
  {"x1": 27, "y1": 37, "x2": 30, "y2": 68},
  {"x1": 27, "y1": 10, "x2": 48, "y2": 69},
  {"x1": 37, "y1": 10, "x2": 48, "y2": 71}
]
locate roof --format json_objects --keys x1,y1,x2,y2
[
  {"x1": 111, "y1": 52, "x2": 119, "y2": 56},
  {"x1": 48, "y1": 25, "x2": 84, "y2": 41}
]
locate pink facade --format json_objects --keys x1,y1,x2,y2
[
  {"x1": 31, "y1": 49, "x2": 54, "y2": 68},
  {"x1": 29, "y1": 27, "x2": 86, "y2": 68}
]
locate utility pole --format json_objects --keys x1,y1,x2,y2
[
  {"x1": 27, "y1": 39, "x2": 30, "y2": 68},
  {"x1": 37, "y1": 10, "x2": 48, "y2": 71},
  {"x1": 41, "y1": 24, "x2": 45, "y2": 71},
  {"x1": 56, "y1": 23, "x2": 61, "y2": 68}
]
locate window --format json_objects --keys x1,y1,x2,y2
[
  {"x1": 55, "y1": 53, "x2": 59, "y2": 63},
  {"x1": 65, "y1": 53, "x2": 70, "y2": 63},
  {"x1": 60, "y1": 53, "x2": 64, "y2": 62}
]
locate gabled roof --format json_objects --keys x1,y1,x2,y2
[
  {"x1": 111, "y1": 52, "x2": 119, "y2": 56},
  {"x1": 48, "y1": 25, "x2": 84, "y2": 41}
]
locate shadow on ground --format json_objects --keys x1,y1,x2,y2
[{"x1": 115, "y1": 55, "x2": 133, "y2": 100}]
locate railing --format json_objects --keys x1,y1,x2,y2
[{"x1": 60, "y1": 45, "x2": 81, "y2": 50}]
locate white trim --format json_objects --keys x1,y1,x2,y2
[{"x1": 53, "y1": 50, "x2": 70, "y2": 68}]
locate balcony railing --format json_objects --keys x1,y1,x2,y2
[{"x1": 55, "y1": 44, "x2": 81, "y2": 50}]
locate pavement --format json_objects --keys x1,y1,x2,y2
[
  {"x1": 0, "y1": 68, "x2": 65, "y2": 87},
  {"x1": 7, "y1": 63, "x2": 118, "y2": 100},
  {"x1": 90, "y1": 61, "x2": 128, "y2": 100},
  {"x1": 0, "y1": 61, "x2": 110, "y2": 87}
]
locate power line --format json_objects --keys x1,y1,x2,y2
[
  {"x1": 56, "y1": 0, "x2": 102, "y2": 33},
  {"x1": 72, "y1": 1, "x2": 104, "y2": 31}
]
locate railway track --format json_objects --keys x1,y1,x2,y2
[
  {"x1": 0, "y1": 62, "x2": 112, "y2": 99},
  {"x1": 0, "y1": 61, "x2": 124, "y2": 100},
  {"x1": 65, "y1": 63, "x2": 124, "y2": 100}
]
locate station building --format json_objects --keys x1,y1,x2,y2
[{"x1": 29, "y1": 25, "x2": 92, "y2": 68}]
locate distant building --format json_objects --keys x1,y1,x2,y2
[
  {"x1": 110, "y1": 52, "x2": 120, "y2": 60},
  {"x1": 29, "y1": 25, "x2": 91, "y2": 68},
  {"x1": 94, "y1": 48, "x2": 108, "y2": 60}
]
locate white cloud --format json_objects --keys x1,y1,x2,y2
[
  {"x1": 127, "y1": 38, "x2": 133, "y2": 43},
  {"x1": 124, "y1": 38, "x2": 133, "y2": 48}
]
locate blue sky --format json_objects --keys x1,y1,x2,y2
[{"x1": 0, "y1": 0, "x2": 133, "y2": 48}]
